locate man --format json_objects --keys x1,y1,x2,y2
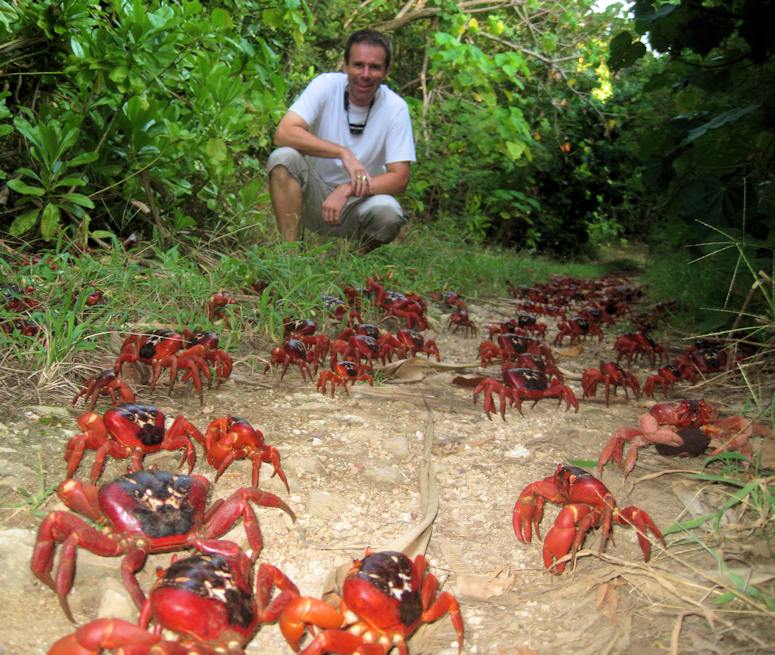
[{"x1": 267, "y1": 29, "x2": 415, "y2": 252}]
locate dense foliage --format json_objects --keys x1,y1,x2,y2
[
  {"x1": 1, "y1": 0, "x2": 642, "y2": 254},
  {"x1": 0, "y1": 1, "x2": 772, "y2": 333}
]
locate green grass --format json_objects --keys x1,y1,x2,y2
[{"x1": 0, "y1": 225, "x2": 611, "y2": 391}]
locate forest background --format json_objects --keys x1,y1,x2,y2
[{"x1": 0, "y1": 0, "x2": 773, "y2": 339}]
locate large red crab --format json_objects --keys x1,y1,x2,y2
[
  {"x1": 117, "y1": 539, "x2": 297, "y2": 654},
  {"x1": 582, "y1": 361, "x2": 641, "y2": 406},
  {"x1": 201, "y1": 416, "x2": 289, "y2": 491},
  {"x1": 278, "y1": 549, "x2": 464, "y2": 654},
  {"x1": 72, "y1": 370, "x2": 135, "y2": 411},
  {"x1": 513, "y1": 464, "x2": 665, "y2": 573},
  {"x1": 31, "y1": 470, "x2": 295, "y2": 619},
  {"x1": 473, "y1": 368, "x2": 578, "y2": 420},
  {"x1": 64, "y1": 403, "x2": 201, "y2": 483},
  {"x1": 597, "y1": 399, "x2": 773, "y2": 478}
]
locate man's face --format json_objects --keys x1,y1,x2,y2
[{"x1": 343, "y1": 42, "x2": 389, "y2": 107}]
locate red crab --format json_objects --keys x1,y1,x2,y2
[
  {"x1": 581, "y1": 361, "x2": 641, "y2": 406},
  {"x1": 317, "y1": 361, "x2": 374, "y2": 397},
  {"x1": 114, "y1": 329, "x2": 210, "y2": 401},
  {"x1": 181, "y1": 329, "x2": 234, "y2": 384},
  {"x1": 265, "y1": 338, "x2": 316, "y2": 381},
  {"x1": 598, "y1": 400, "x2": 773, "y2": 477},
  {"x1": 643, "y1": 364, "x2": 684, "y2": 398},
  {"x1": 31, "y1": 470, "x2": 295, "y2": 618},
  {"x1": 513, "y1": 464, "x2": 665, "y2": 573},
  {"x1": 395, "y1": 328, "x2": 440, "y2": 361},
  {"x1": 553, "y1": 317, "x2": 604, "y2": 346},
  {"x1": 514, "y1": 314, "x2": 547, "y2": 339},
  {"x1": 47, "y1": 617, "x2": 220, "y2": 654},
  {"x1": 614, "y1": 332, "x2": 668, "y2": 367},
  {"x1": 473, "y1": 368, "x2": 578, "y2": 420},
  {"x1": 208, "y1": 290, "x2": 237, "y2": 326},
  {"x1": 72, "y1": 370, "x2": 135, "y2": 411},
  {"x1": 510, "y1": 353, "x2": 564, "y2": 383},
  {"x1": 137, "y1": 539, "x2": 299, "y2": 653},
  {"x1": 278, "y1": 548, "x2": 464, "y2": 654},
  {"x1": 365, "y1": 277, "x2": 427, "y2": 330},
  {"x1": 479, "y1": 334, "x2": 556, "y2": 368},
  {"x1": 448, "y1": 306, "x2": 478, "y2": 337},
  {"x1": 202, "y1": 416, "x2": 289, "y2": 491},
  {"x1": 64, "y1": 404, "x2": 201, "y2": 482}
]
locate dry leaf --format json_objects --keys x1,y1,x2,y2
[
  {"x1": 378, "y1": 357, "x2": 479, "y2": 383},
  {"x1": 456, "y1": 573, "x2": 514, "y2": 599}
]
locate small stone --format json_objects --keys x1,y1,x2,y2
[
  {"x1": 382, "y1": 435, "x2": 409, "y2": 458},
  {"x1": 0, "y1": 529, "x2": 36, "y2": 591},
  {"x1": 24, "y1": 405, "x2": 72, "y2": 420},
  {"x1": 0, "y1": 459, "x2": 36, "y2": 489},
  {"x1": 286, "y1": 455, "x2": 325, "y2": 477},
  {"x1": 97, "y1": 578, "x2": 135, "y2": 621},
  {"x1": 363, "y1": 465, "x2": 404, "y2": 487},
  {"x1": 307, "y1": 489, "x2": 349, "y2": 520}
]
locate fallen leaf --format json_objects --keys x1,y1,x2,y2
[{"x1": 378, "y1": 357, "x2": 479, "y2": 383}]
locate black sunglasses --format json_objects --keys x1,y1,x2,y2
[{"x1": 344, "y1": 88, "x2": 374, "y2": 135}]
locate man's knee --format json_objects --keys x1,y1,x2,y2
[
  {"x1": 360, "y1": 196, "x2": 406, "y2": 243},
  {"x1": 267, "y1": 147, "x2": 306, "y2": 184}
]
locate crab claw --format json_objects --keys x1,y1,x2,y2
[
  {"x1": 616, "y1": 506, "x2": 666, "y2": 561},
  {"x1": 513, "y1": 487, "x2": 546, "y2": 543},
  {"x1": 542, "y1": 504, "x2": 596, "y2": 573}
]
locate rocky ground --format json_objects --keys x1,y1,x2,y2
[{"x1": 0, "y1": 293, "x2": 772, "y2": 655}]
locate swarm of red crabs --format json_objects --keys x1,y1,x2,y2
[{"x1": 17, "y1": 263, "x2": 773, "y2": 652}]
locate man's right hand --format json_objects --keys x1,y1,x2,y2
[{"x1": 321, "y1": 184, "x2": 352, "y2": 225}]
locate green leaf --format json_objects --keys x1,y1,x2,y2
[
  {"x1": 53, "y1": 176, "x2": 87, "y2": 188},
  {"x1": 70, "y1": 37, "x2": 84, "y2": 58},
  {"x1": 568, "y1": 459, "x2": 598, "y2": 469},
  {"x1": 206, "y1": 137, "x2": 228, "y2": 163},
  {"x1": 9, "y1": 208, "x2": 40, "y2": 236},
  {"x1": 40, "y1": 203, "x2": 61, "y2": 240},
  {"x1": 505, "y1": 140, "x2": 526, "y2": 160},
  {"x1": 90, "y1": 230, "x2": 115, "y2": 239},
  {"x1": 663, "y1": 513, "x2": 717, "y2": 534},
  {"x1": 680, "y1": 105, "x2": 760, "y2": 145},
  {"x1": 608, "y1": 31, "x2": 647, "y2": 72},
  {"x1": 67, "y1": 151, "x2": 99, "y2": 167},
  {"x1": 7, "y1": 178, "x2": 46, "y2": 196},
  {"x1": 60, "y1": 193, "x2": 95, "y2": 208},
  {"x1": 109, "y1": 66, "x2": 128, "y2": 84}
]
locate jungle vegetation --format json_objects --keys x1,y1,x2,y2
[{"x1": 0, "y1": 0, "x2": 773, "y2": 338}]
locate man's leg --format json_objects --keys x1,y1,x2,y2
[
  {"x1": 268, "y1": 147, "x2": 313, "y2": 242},
  {"x1": 269, "y1": 165, "x2": 303, "y2": 241},
  {"x1": 345, "y1": 195, "x2": 406, "y2": 251}
]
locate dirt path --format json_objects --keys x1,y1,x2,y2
[{"x1": 0, "y1": 293, "x2": 771, "y2": 654}]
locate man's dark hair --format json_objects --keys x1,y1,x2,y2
[{"x1": 344, "y1": 29, "x2": 392, "y2": 69}]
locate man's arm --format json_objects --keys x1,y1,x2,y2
[
  {"x1": 274, "y1": 111, "x2": 347, "y2": 159},
  {"x1": 275, "y1": 110, "x2": 369, "y2": 187},
  {"x1": 321, "y1": 161, "x2": 410, "y2": 225}
]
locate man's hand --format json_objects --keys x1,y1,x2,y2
[
  {"x1": 321, "y1": 184, "x2": 352, "y2": 225},
  {"x1": 340, "y1": 151, "x2": 373, "y2": 197}
]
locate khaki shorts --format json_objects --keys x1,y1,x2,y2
[{"x1": 268, "y1": 147, "x2": 406, "y2": 244}]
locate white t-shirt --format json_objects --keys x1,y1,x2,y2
[{"x1": 288, "y1": 72, "x2": 416, "y2": 186}]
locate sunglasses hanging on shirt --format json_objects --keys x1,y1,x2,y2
[{"x1": 344, "y1": 88, "x2": 374, "y2": 135}]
